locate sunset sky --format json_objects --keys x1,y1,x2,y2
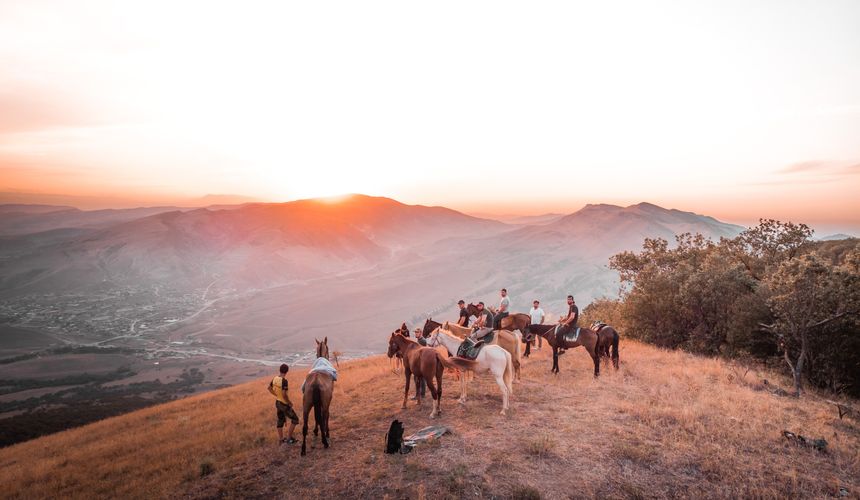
[{"x1": 1, "y1": 1, "x2": 859, "y2": 233}]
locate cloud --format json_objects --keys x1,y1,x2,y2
[{"x1": 777, "y1": 160, "x2": 860, "y2": 177}]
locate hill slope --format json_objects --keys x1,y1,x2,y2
[{"x1": 1, "y1": 341, "x2": 857, "y2": 499}]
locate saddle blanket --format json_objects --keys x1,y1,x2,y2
[
  {"x1": 457, "y1": 331, "x2": 495, "y2": 359},
  {"x1": 301, "y1": 357, "x2": 338, "y2": 392},
  {"x1": 555, "y1": 325, "x2": 581, "y2": 343}
]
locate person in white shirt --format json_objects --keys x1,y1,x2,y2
[
  {"x1": 529, "y1": 300, "x2": 545, "y2": 350},
  {"x1": 493, "y1": 288, "x2": 511, "y2": 330}
]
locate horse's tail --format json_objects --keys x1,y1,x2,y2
[
  {"x1": 441, "y1": 356, "x2": 479, "y2": 372},
  {"x1": 312, "y1": 384, "x2": 322, "y2": 427},
  {"x1": 513, "y1": 331, "x2": 522, "y2": 370},
  {"x1": 503, "y1": 350, "x2": 513, "y2": 397},
  {"x1": 611, "y1": 331, "x2": 620, "y2": 368}
]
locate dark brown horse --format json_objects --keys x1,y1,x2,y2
[
  {"x1": 525, "y1": 324, "x2": 601, "y2": 377},
  {"x1": 301, "y1": 337, "x2": 335, "y2": 456},
  {"x1": 387, "y1": 325, "x2": 445, "y2": 417},
  {"x1": 466, "y1": 303, "x2": 531, "y2": 334},
  {"x1": 592, "y1": 322, "x2": 620, "y2": 369}
]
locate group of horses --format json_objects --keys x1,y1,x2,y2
[
  {"x1": 299, "y1": 304, "x2": 622, "y2": 456},
  {"x1": 386, "y1": 302, "x2": 621, "y2": 417}
]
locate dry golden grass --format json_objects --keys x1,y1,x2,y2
[{"x1": 2, "y1": 341, "x2": 859, "y2": 499}]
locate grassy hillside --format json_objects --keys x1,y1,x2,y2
[{"x1": 1, "y1": 341, "x2": 858, "y2": 499}]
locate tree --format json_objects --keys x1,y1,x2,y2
[
  {"x1": 727, "y1": 219, "x2": 813, "y2": 281},
  {"x1": 758, "y1": 251, "x2": 859, "y2": 396}
]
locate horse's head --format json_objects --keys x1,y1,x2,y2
[
  {"x1": 315, "y1": 337, "x2": 330, "y2": 360},
  {"x1": 422, "y1": 318, "x2": 435, "y2": 335},
  {"x1": 387, "y1": 332, "x2": 400, "y2": 358},
  {"x1": 466, "y1": 303, "x2": 480, "y2": 316},
  {"x1": 426, "y1": 327, "x2": 441, "y2": 348}
]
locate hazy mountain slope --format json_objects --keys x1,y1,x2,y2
[
  {"x1": 158, "y1": 202, "x2": 746, "y2": 353},
  {"x1": 0, "y1": 205, "x2": 189, "y2": 236},
  {"x1": 0, "y1": 195, "x2": 508, "y2": 294}
]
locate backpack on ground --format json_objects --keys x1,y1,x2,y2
[{"x1": 385, "y1": 419, "x2": 404, "y2": 454}]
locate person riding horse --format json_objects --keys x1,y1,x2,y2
[
  {"x1": 468, "y1": 302, "x2": 495, "y2": 345},
  {"x1": 555, "y1": 295, "x2": 579, "y2": 354},
  {"x1": 492, "y1": 288, "x2": 510, "y2": 330}
]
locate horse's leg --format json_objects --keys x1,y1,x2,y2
[
  {"x1": 426, "y1": 376, "x2": 438, "y2": 418},
  {"x1": 321, "y1": 402, "x2": 330, "y2": 449},
  {"x1": 301, "y1": 396, "x2": 311, "y2": 456},
  {"x1": 458, "y1": 370, "x2": 467, "y2": 404},
  {"x1": 414, "y1": 373, "x2": 422, "y2": 406},
  {"x1": 590, "y1": 343, "x2": 600, "y2": 378},
  {"x1": 552, "y1": 346, "x2": 559, "y2": 374},
  {"x1": 436, "y1": 362, "x2": 443, "y2": 416},
  {"x1": 402, "y1": 367, "x2": 411, "y2": 409},
  {"x1": 492, "y1": 357, "x2": 509, "y2": 415}
]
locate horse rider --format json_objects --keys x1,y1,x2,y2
[
  {"x1": 530, "y1": 299, "x2": 545, "y2": 350},
  {"x1": 457, "y1": 299, "x2": 470, "y2": 327},
  {"x1": 469, "y1": 301, "x2": 495, "y2": 342},
  {"x1": 555, "y1": 294, "x2": 579, "y2": 354},
  {"x1": 492, "y1": 288, "x2": 510, "y2": 330}
]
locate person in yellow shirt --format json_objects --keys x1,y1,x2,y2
[{"x1": 267, "y1": 363, "x2": 299, "y2": 445}]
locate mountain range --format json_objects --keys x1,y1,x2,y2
[{"x1": 0, "y1": 195, "x2": 744, "y2": 354}]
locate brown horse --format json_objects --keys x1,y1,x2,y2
[
  {"x1": 592, "y1": 322, "x2": 620, "y2": 369},
  {"x1": 301, "y1": 337, "x2": 335, "y2": 456},
  {"x1": 387, "y1": 325, "x2": 445, "y2": 417},
  {"x1": 466, "y1": 303, "x2": 531, "y2": 334},
  {"x1": 525, "y1": 324, "x2": 601, "y2": 377}
]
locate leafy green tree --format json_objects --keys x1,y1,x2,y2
[{"x1": 758, "y1": 250, "x2": 859, "y2": 396}]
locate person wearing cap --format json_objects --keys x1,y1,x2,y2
[
  {"x1": 457, "y1": 300, "x2": 470, "y2": 327},
  {"x1": 469, "y1": 301, "x2": 495, "y2": 341},
  {"x1": 492, "y1": 288, "x2": 510, "y2": 330},
  {"x1": 529, "y1": 299, "x2": 545, "y2": 350},
  {"x1": 555, "y1": 295, "x2": 579, "y2": 354}
]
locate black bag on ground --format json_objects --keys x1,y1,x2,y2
[{"x1": 385, "y1": 419, "x2": 404, "y2": 454}]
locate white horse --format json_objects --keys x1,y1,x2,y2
[{"x1": 427, "y1": 327, "x2": 513, "y2": 415}]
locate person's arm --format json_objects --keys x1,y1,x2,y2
[
  {"x1": 457, "y1": 313, "x2": 466, "y2": 326},
  {"x1": 267, "y1": 379, "x2": 276, "y2": 397},
  {"x1": 540, "y1": 310, "x2": 545, "y2": 324},
  {"x1": 282, "y1": 381, "x2": 293, "y2": 406}
]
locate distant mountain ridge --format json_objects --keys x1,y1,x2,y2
[{"x1": 0, "y1": 195, "x2": 747, "y2": 352}]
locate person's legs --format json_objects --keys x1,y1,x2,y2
[
  {"x1": 276, "y1": 402, "x2": 286, "y2": 442},
  {"x1": 286, "y1": 404, "x2": 299, "y2": 442},
  {"x1": 555, "y1": 324, "x2": 568, "y2": 354}
]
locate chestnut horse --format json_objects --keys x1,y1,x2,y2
[
  {"x1": 301, "y1": 337, "x2": 335, "y2": 456},
  {"x1": 525, "y1": 324, "x2": 601, "y2": 377},
  {"x1": 387, "y1": 326, "x2": 445, "y2": 418}
]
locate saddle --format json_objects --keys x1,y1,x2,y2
[
  {"x1": 560, "y1": 327, "x2": 581, "y2": 343},
  {"x1": 457, "y1": 332, "x2": 494, "y2": 360},
  {"x1": 593, "y1": 323, "x2": 607, "y2": 332}
]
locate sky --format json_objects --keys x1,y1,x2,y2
[{"x1": 1, "y1": 0, "x2": 859, "y2": 233}]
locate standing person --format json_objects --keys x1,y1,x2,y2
[
  {"x1": 412, "y1": 327, "x2": 427, "y2": 399},
  {"x1": 493, "y1": 288, "x2": 510, "y2": 330},
  {"x1": 529, "y1": 299, "x2": 545, "y2": 350},
  {"x1": 457, "y1": 300, "x2": 470, "y2": 327},
  {"x1": 469, "y1": 302, "x2": 495, "y2": 341},
  {"x1": 267, "y1": 363, "x2": 298, "y2": 445},
  {"x1": 555, "y1": 295, "x2": 579, "y2": 355}
]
